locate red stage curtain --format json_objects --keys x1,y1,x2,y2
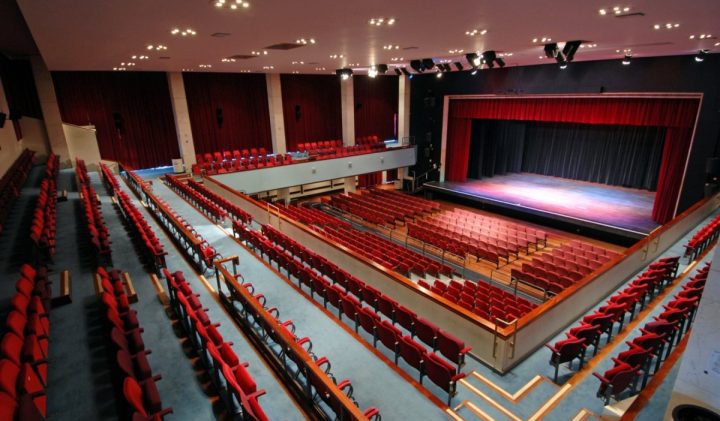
[
  {"x1": 281, "y1": 75, "x2": 342, "y2": 151},
  {"x1": 353, "y1": 75, "x2": 399, "y2": 140},
  {"x1": 445, "y1": 118, "x2": 473, "y2": 182},
  {"x1": 52, "y1": 72, "x2": 179, "y2": 169},
  {"x1": 445, "y1": 96, "x2": 700, "y2": 223},
  {"x1": 652, "y1": 128, "x2": 693, "y2": 223},
  {"x1": 183, "y1": 73, "x2": 272, "y2": 155}
]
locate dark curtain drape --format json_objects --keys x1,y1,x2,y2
[
  {"x1": 467, "y1": 120, "x2": 525, "y2": 179},
  {"x1": 52, "y1": 72, "x2": 179, "y2": 169},
  {"x1": 358, "y1": 172, "x2": 383, "y2": 188},
  {"x1": 445, "y1": 96, "x2": 700, "y2": 223},
  {"x1": 353, "y1": 75, "x2": 399, "y2": 140},
  {"x1": 183, "y1": 72, "x2": 272, "y2": 154},
  {"x1": 469, "y1": 120, "x2": 665, "y2": 190},
  {"x1": 281, "y1": 74, "x2": 342, "y2": 151},
  {"x1": 0, "y1": 56, "x2": 42, "y2": 119}
]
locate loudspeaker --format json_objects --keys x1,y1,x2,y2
[
  {"x1": 216, "y1": 107, "x2": 223, "y2": 127},
  {"x1": 706, "y1": 157, "x2": 720, "y2": 177},
  {"x1": 295, "y1": 105, "x2": 301, "y2": 120},
  {"x1": 0, "y1": 112, "x2": 6, "y2": 129},
  {"x1": 112, "y1": 112, "x2": 123, "y2": 131}
]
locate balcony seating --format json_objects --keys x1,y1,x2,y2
[{"x1": 684, "y1": 214, "x2": 720, "y2": 261}]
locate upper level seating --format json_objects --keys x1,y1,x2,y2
[
  {"x1": 238, "y1": 223, "x2": 468, "y2": 404},
  {"x1": 546, "y1": 256, "x2": 680, "y2": 382},
  {"x1": 1, "y1": 263, "x2": 53, "y2": 420},
  {"x1": 297, "y1": 137, "x2": 386, "y2": 159},
  {"x1": 277, "y1": 203, "x2": 352, "y2": 228},
  {"x1": 684, "y1": 214, "x2": 720, "y2": 261},
  {"x1": 420, "y1": 278, "x2": 538, "y2": 323},
  {"x1": 162, "y1": 270, "x2": 270, "y2": 420},
  {"x1": 594, "y1": 262, "x2": 709, "y2": 404},
  {"x1": 511, "y1": 241, "x2": 621, "y2": 297},
  {"x1": 193, "y1": 150, "x2": 294, "y2": 175},
  {"x1": 0, "y1": 149, "x2": 35, "y2": 234},
  {"x1": 98, "y1": 267, "x2": 172, "y2": 419},
  {"x1": 76, "y1": 159, "x2": 112, "y2": 259},
  {"x1": 322, "y1": 225, "x2": 455, "y2": 278}
]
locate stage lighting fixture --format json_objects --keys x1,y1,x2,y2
[
  {"x1": 559, "y1": 61, "x2": 568, "y2": 69},
  {"x1": 496, "y1": 57, "x2": 506, "y2": 68},
  {"x1": 455, "y1": 62, "x2": 464, "y2": 71},
  {"x1": 400, "y1": 67, "x2": 411, "y2": 76},
  {"x1": 377, "y1": 64, "x2": 388, "y2": 74},
  {"x1": 544, "y1": 43, "x2": 559, "y2": 59},
  {"x1": 471, "y1": 69, "x2": 478, "y2": 75},
  {"x1": 422, "y1": 58, "x2": 436, "y2": 70},
  {"x1": 435, "y1": 70, "x2": 443, "y2": 78},
  {"x1": 465, "y1": 53, "x2": 481, "y2": 67},
  {"x1": 394, "y1": 68, "x2": 402, "y2": 75},
  {"x1": 368, "y1": 66, "x2": 378, "y2": 78},
  {"x1": 622, "y1": 54, "x2": 632, "y2": 65},
  {"x1": 695, "y1": 49, "x2": 708, "y2": 62},
  {"x1": 335, "y1": 68, "x2": 353, "y2": 80},
  {"x1": 562, "y1": 40, "x2": 582, "y2": 62},
  {"x1": 410, "y1": 59, "x2": 425, "y2": 73},
  {"x1": 482, "y1": 51, "x2": 497, "y2": 68}
]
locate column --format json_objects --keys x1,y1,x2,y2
[
  {"x1": 266, "y1": 73, "x2": 287, "y2": 154},
  {"x1": 30, "y1": 56, "x2": 70, "y2": 167},
  {"x1": 167, "y1": 72, "x2": 196, "y2": 170},
  {"x1": 341, "y1": 76, "x2": 355, "y2": 146},
  {"x1": 276, "y1": 187, "x2": 291, "y2": 205},
  {"x1": 396, "y1": 75, "x2": 412, "y2": 187},
  {"x1": 343, "y1": 176, "x2": 356, "y2": 193}
]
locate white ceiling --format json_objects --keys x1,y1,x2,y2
[{"x1": 16, "y1": 0, "x2": 720, "y2": 74}]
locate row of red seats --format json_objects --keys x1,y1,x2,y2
[
  {"x1": 196, "y1": 148, "x2": 268, "y2": 164},
  {"x1": 594, "y1": 262, "x2": 709, "y2": 404},
  {"x1": 0, "y1": 149, "x2": 35, "y2": 235},
  {"x1": 323, "y1": 225, "x2": 454, "y2": 278},
  {"x1": 554, "y1": 244, "x2": 619, "y2": 264},
  {"x1": 166, "y1": 174, "x2": 228, "y2": 223},
  {"x1": 297, "y1": 139, "x2": 342, "y2": 151},
  {"x1": 99, "y1": 162, "x2": 121, "y2": 195},
  {"x1": 277, "y1": 203, "x2": 352, "y2": 228},
  {"x1": 408, "y1": 222, "x2": 511, "y2": 268},
  {"x1": 546, "y1": 256, "x2": 679, "y2": 382},
  {"x1": 163, "y1": 269, "x2": 270, "y2": 420},
  {"x1": 1, "y1": 264, "x2": 51, "y2": 420},
  {"x1": 367, "y1": 188, "x2": 441, "y2": 214},
  {"x1": 98, "y1": 267, "x2": 172, "y2": 420},
  {"x1": 240, "y1": 223, "x2": 467, "y2": 405},
  {"x1": 684, "y1": 214, "x2": 720, "y2": 261},
  {"x1": 537, "y1": 252, "x2": 603, "y2": 276},
  {"x1": 193, "y1": 153, "x2": 294, "y2": 176},
  {"x1": 422, "y1": 215, "x2": 537, "y2": 254},
  {"x1": 211, "y1": 249, "x2": 381, "y2": 420},
  {"x1": 30, "y1": 155, "x2": 59, "y2": 261},
  {"x1": 346, "y1": 191, "x2": 428, "y2": 220},
  {"x1": 420, "y1": 279, "x2": 537, "y2": 324},
  {"x1": 439, "y1": 208, "x2": 548, "y2": 246},
  {"x1": 568, "y1": 239, "x2": 622, "y2": 258},
  {"x1": 76, "y1": 159, "x2": 112, "y2": 259},
  {"x1": 117, "y1": 189, "x2": 168, "y2": 271},
  {"x1": 186, "y1": 179, "x2": 252, "y2": 225},
  {"x1": 326, "y1": 195, "x2": 396, "y2": 226}
]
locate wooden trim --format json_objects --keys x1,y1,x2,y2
[
  {"x1": 470, "y1": 372, "x2": 547, "y2": 403},
  {"x1": 93, "y1": 273, "x2": 103, "y2": 295},
  {"x1": 123, "y1": 272, "x2": 138, "y2": 303},
  {"x1": 527, "y1": 383, "x2": 573, "y2": 421},
  {"x1": 458, "y1": 378, "x2": 523, "y2": 421},
  {"x1": 149, "y1": 273, "x2": 165, "y2": 295},
  {"x1": 445, "y1": 407, "x2": 467, "y2": 421},
  {"x1": 619, "y1": 332, "x2": 691, "y2": 421},
  {"x1": 51, "y1": 270, "x2": 72, "y2": 306},
  {"x1": 457, "y1": 401, "x2": 493, "y2": 420}
]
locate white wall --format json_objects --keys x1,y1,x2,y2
[
  {"x1": 0, "y1": 75, "x2": 28, "y2": 175},
  {"x1": 64, "y1": 123, "x2": 102, "y2": 170}
]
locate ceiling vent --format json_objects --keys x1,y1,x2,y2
[
  {"x1": 265, "y1": 43, "x2": 304, "y2": 50},
  {"x1": 228, "y1": 54, "x2": 257, "y2": 60},
  {"x1": 211, "y1": 32, "x2": 232, "y2": 37},
  {"x1": 402, "y1": 46, "x2": 419, "y2": 50},
  {"x1": 615, "y1": 12, "x2": 645, "y2": 18}
]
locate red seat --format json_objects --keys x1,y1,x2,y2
[
  {"x1": 593, "y1": 362, "x2": 640, "y2": 404},
  {"x1": 423, "y1": 352, "x2": 466, "y2": 405},
  {"x1": 398, "y1": 335, "x2": 426, "y2": 373},
  {"x1": 437, "y1": 330, "x2": 471, "y2": 370},
  {"x1": 545, "y1": 336, "x2": 586, "y2": 383}
]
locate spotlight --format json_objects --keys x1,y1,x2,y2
[
  {"x1": 482, "y1": 51, "x2": 497, "y2": 68},
  {"x1": 335, "y1": 68, "x2": 353, "y2": 80},
  {"x1": 422, "y1": 58, "x2": 436, "y2": 70},
  {"x1": 400, "y1": 67, "x2": 411, "y2": 76},
  {"x1": 368, "y1": 66, "x2": 378, "y2": 78},
  {"x1": 465, "y1": 53, "x2": 481, "y2": 67},
  {"x1": 471, "y1": 69, "x2": 478, "y2": 75},
  {"x1": 435, "y1": 70, "x2": 443, "y2": 78},
  {"x1": 454, "y1": 62, "x2": 464, "y2": 71},
  {"x1": 410, "y1": 59, "x2": 425, "y2": 73},
  {"x1": 408, "y1": 74, "x2": 414, "y2": 80},
  {"x1": 394, "y1": 68, "x2": 402, "y2": 75},
  {"x1": 559, "y1": 61, "x2": 568, "y2": 69},
  {"x1": 622, "y1": 54, "x2": 632, "y2": 65},
  {"x1": 544, "y1": 43, "x2": 559, "y2": 59},
  {"x1": 562, "y1": 40, "x2": 582, "y2": 62},
  {"x1": 495, "y1": 57, "x2": 505, "y2": 68},
  {"x1": 377, "y1": 64, "x2": 388, "y2": 74},
  {"x1": 695, "y1": 49, "x2": 708, "y2": 62}
]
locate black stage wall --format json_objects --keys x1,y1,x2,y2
[{"x1": 409, "y1": 54, "x2": 720, "y2": 217}]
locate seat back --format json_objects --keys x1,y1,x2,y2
[{"x1": 399, "y1": 336, "x2": 426, "y2": 370}]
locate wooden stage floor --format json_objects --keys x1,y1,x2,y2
[{"x1": 425, "y1": 173, "x2": 659, "y2": 243}]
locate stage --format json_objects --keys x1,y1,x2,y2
[{"x1": 424, "y1": 174, "x2": 660, "y2": 244}]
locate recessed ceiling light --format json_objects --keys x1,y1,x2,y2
[
  {"x1": 251, "y1": 50, "x2": 268, "y2": 56},
  {"x1": 465, "y1": 28, "x2": 488, "y2": 37},
  {"x1": 181, "y1": 68, "x2": 194, "y2": 72},
  {"x1": 146, "y1": 44, "x2": 167, "y2": 51},
  {"x1": 329, "y1": 54, "x2": 344, "y2": 59},
  {"x1": 221, "y1": 58, "x2": 236, "y2": 63},
  {"x1": 291, "y1": 61, "x2": 305, "y2": 65},
  {"x1": 599, "y1": 8, "x2": 607, "y2": 15},
  {"x1": 131, "y1": 55, "x2": 149, "y2": 60},
  {"x1": 296, "y1": 38, "x2": 317, "y2": 45},
  {"x1": 383, "y1": 44, "x2": 400, "y2": 50},
  {"x1": 239, "y1": 70, "x2": 251, "y2": 73},
  {"x1": 198, "y1": 64, "x2": 212, "y2": 68},
  {"x1": 369, "y1": 17, "x2": 396, "y2": 27},
  {"x1": 315, "y1": 67, "x2": 326, "y2": 71},
  {"x1": 291, "y1": 71, "x2": 300, "y2": 74},
  {"x1": 655, "y1": 22, "x2": 679, "y2": 30},
  {"x1": 448, "y1": 49, "x2": 464, "y2": 54},
  {"x1": 171, "y1": 28, "x2": 196, "y2": 36},
  {"x1": 213, "y1": 0, "x2": 250, "y2": 10},
  {"x1": 262, "y1": 65, "x2": 274, "y2": 70},
  {"x1": 532, "y1": 37, "x2": 552, "y2": 43},
  {"x1": 390, "y1": 57, "x2": 404, "y2": 62}
]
